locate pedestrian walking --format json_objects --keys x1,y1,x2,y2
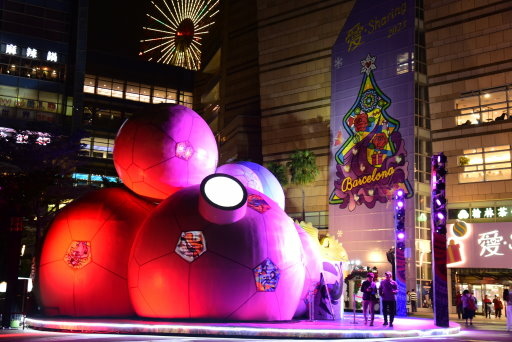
[
  {"x1": 461, "y1": 290, "x2": 477, "y2": 326},
  {"x1": 483, "y1": 295, "x2": 492, "y2": 318},
  {"x1": 406, "y1": 291, "x2": 411, "y2": 314},
  {"x1": 361, "y1": 272, "x2": 377, "y2": 326},
  {"x1": 409, "y1": 288, "x2": 417, "y2": 313},
  {"x1": 504, "y1": 289, "x2": 512, "y2": 331},
  {"x1": 493, "y1": 295, "x2": 503, "y2": 319},
  {"x1": 455, "y1": 291, "x2": 463, "y2": 319},
  {"x1": 379, "y1": 271, "x2": 398, "y2": 328}
]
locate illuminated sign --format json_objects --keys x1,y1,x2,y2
[
  {"x1": 2, "y1": 41, "x2": 60, "y2": 63},
  {"x1": 6, "y1": 44, "x2": 17, "y2": 55},
  {"x1": 447, "y1": 221, "x2": 512, "y2": 268},
  {"x1": 450, "y1": 206, "x2": 512, "y2": 221},
  {"x1": 47, "y1": 51, "x2": 58, "y2": 62},
  {"x1": 26, "y1": 47, "x2": 38, "y2": 58}
]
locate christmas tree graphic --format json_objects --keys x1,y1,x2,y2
[{"x1": 330, "y1": 54, "x2": 412, "y2": 211}]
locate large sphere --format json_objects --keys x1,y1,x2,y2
[
  {"x1": 113, "y1": 104, "x2": 218, "y2": 201},
  {"x1": 39, "y1": 188, "x2": 155, "y2": 317},
  {"x1": 216, "y1": 163, "x2": 263, "y2": 193},
  {"x1": 236, "y1": 161, "x2": 285, "y2": 210},
  {"x1": 128, "y1": 186, "x2": 304, "y2": 320}
]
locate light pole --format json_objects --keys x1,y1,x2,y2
[
  {"x1": 431, "y1": 153, "x2": 449, "y2": 327},
  {"x1": 394, "y1": 189, "x2": 407, "y2": 317}
]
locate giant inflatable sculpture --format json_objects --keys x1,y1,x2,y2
[{"x1": 38, "y1": 104, "x2": 343, "y2": 321}]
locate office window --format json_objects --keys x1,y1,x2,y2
[
  {"x1": 112, "y1": 80, "x2": 124, "y2": 98},
  {"x1": 459, "y1": 146, "x2": 511, "y2": 183},
  {"x1": 97, "y1": 78, "x2": 112, "y2": 97},
  {"x1": 140, "y1": 84, "x2": 151, "y2": 103},
  {"x1": 455, "y1": 87, "x2": 509, "y2": 126},
  {"x1": 125, "y1": 83, "x2": 140, "y2": 101},
  {"x1": 84, "y1": 75, "x2": 95, "y2": 94}
]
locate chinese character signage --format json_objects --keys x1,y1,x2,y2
[
  {"x1": 447, "y1": 221, "x2": 512, "y2": 268},
  {"x1": 329, "y1": 0, "x2": 415, "y2": 257},
  {"x1": 450, "y1": 206, "x2": 512, "y2": 221}
]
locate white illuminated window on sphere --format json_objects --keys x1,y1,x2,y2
[
  {"x1": 6, "y1": 44, "x2": 17, "y2": 55},
  {"x1": 203, "y1": 175, "x2": 245, "y2": 209},
  {"x1": 47, "y1": 51, "x2": 58, "y2": 62},
  {"x1": 26, "y1": 47, "x2": 37, "y2": 58}
]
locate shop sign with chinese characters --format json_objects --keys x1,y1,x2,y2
[
  {"x1": 449, "y1": 206, "x2": 512, "y2": 221},
  {"x1": 447, "y1": 222, "x2": 512, "y2": 269}
]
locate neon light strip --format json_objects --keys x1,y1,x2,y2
[{"x1": 25, "y1": 317, "x2": 460, "y2": 338}]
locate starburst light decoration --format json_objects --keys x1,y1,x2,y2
[{"x1": 140, "y1": 0, "x2": 219, "y2": 70}]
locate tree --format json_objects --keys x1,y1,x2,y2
[
  {"x1": 287, "y1": 150, "x2": 319, "y2": 221},
  {"x1": 266, "y1": 161, "x2": 288, "y2": 186},
  {"x1": 0, "y1": 130, "x2": 83, "y2": 327}
]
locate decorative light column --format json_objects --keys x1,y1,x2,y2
[
  {"x1": 394, "y1": 189, "x2": 407, "y2": 317},
  {"x1": 431, "y1": 153, "x2": 449, "y2": 327}
]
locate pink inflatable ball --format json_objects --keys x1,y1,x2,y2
[
  {"x1": 293, "y1": 223, "x2": 323, "y2": 318},
  {"x1": 113, "y1": 104, "x2": 218, "y2": 201},
  {"x1": 236, "y1": 161, "x2": 285, "y2": 210},
  {"x1": 216, "y1": 163, "x2": 263, "y2": 193},
  {"x1": 39, "y1": 188, "x2": 155, "y2": 317},
  {"x1": 128, "y1": 174, "x2": 305, "y2": 320}
]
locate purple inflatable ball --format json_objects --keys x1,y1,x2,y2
[
  {"x1": 235, "y1": 161, "x2": 285, "y2": 210},
  {"x1": 216, "y1": 163, "x2": 264, "y2": 193},
  {"x1": 128, "y1": 176, "x2": 304, "y2": 321}
]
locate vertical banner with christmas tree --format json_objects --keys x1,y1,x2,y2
[{"x1": 329, "y1": 0, "x2": 415, "y2": 274}]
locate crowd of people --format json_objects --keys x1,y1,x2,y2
[
  {"x1": 455, "y1": 288, "x2": 512, "y2": 330},
  {"x1": 359, "y1": 271, "x2": 511, "y2": 331}
]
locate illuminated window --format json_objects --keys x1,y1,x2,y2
[
  {"x1": 455, "y1": 87, "x2": 509, "y2": 126},
  {"x1": 140, "y1": 84, "x2": 151, "y2": 103},
  {"x1": 396, "y1": 52, "x2": 410, "y2": 75},
  {"x1": 80, "y1": 74, "x2": 192, "y2": 105},
  {"x1": 97, "y1": 78, "x2": 112, "y2": 97},
  {"x1": 126, "y1": 83, "x2": 140, "y2": 101},
  {"x1": 84, "y1": 75, "x2": 95, "y2": 94},
  {"x1": 166, "y1": 90, "x2": 177, "y2": 103},
  {"x1": 152, "y1": 87, "x2": 166, "y2": 103},
  {"x1": 459, "y1": 145, "x2": 511, "y2": 183},
  {"x1": 180, "y1": 91, "x2": 193, "y2": 108},
  {"x1": 80, "y1": 136, "x2": 114, "y2": 159},
  {"x1": 112, "y1": 80, "x2": 124, "y2": 98}
]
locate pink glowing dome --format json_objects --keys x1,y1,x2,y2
[
  {"x1": 39, "y1": 188, "x2": 155, "y2": 317},
  {"x1": 128, "y1": 174, "x2": 304, "y2": 321},
  {"x1": 236, "y1": 161, "x2": 285, "y2": 210},
  {"x1": 113, "y1": 104, "x2": 218, "y2": 201},
  {"x1": 216, "y1": 163, "x2": 263, "y2": 193}
]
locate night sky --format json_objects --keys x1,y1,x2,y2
[{"x1": 87, "y1": 0, "x2": 151, "y2": 57}]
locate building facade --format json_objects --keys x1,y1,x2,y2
[
  {"x1": 426, "y1": 0, "x2": 512, "y2": 311},
  {"x1": 198, "y1": 0, "x2": 512, "y2": 312}
]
